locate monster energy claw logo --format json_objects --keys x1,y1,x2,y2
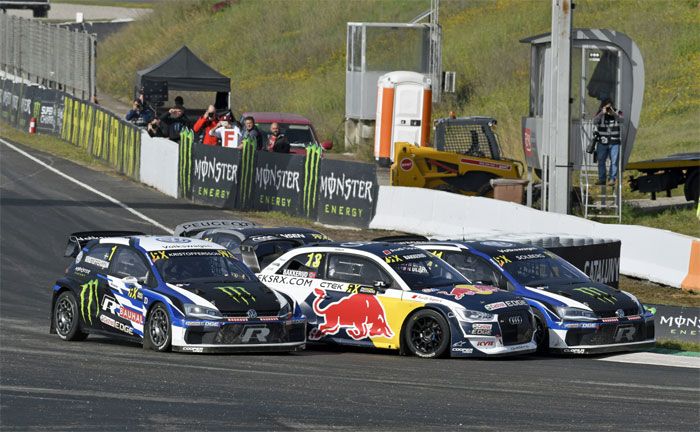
[
  {"x1": 239, "y1": 137, "x2": 256, "y2": 205},
  {"x1": 573, "y1": 287, "x2": 617, "y2": 305},
  {"x1": 80, "y1": 279, "x2": 100, "y2": 324},
  {"x1": 303, "y1": 144, "x2": 322, "y2": 217},
  {"x1": 216, "y1": 286, "x2": 256, "y2": 305},
  {"x1": 179, "y1": 128, "x2": 194, "y2": 198}
]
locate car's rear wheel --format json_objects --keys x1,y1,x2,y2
[
  {"x1": 145, "y1": 303, "x2": 171, "y2": 352},
  {"x1": 54, "y1": 291, "x2": 88, "y2": 341},
  {"x1": 533, "y1": 310, "x2": 550, "y2": 353},
  {"x1": 403, "y1": 310, "x2": 450, "y2": 358}
]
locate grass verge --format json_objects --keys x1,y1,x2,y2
[
  {"x1": 619, "y1": 276, "x2": 699, "y2": 308},
  {"x1": 654, "y1": 339, "x2": 700, "y2": 354}
]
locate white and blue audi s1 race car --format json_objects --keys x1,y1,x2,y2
[{"x1": 50, "y1": 231, "x2": 306, "y2": 353}]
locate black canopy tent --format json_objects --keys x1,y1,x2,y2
[{"x1": 135, "y1": 45, "x2": 230, "y2": 110}]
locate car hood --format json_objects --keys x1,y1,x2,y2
[
  {"x1": 172, "y1": 281, "x2": 281, "y2": 315},
  {"x1": 417, "y1": 284, "x2": 529, "y2": 313},
  {"x1": 527, "y1": 282, "x2": 639, "y2": 317}
]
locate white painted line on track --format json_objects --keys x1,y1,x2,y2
[
  {"x1": 1, "y1": 138, "x2": 173, "y2": 234},
  {"x1": 598, "y1": 352, "x2": 700, "y2": 369}
]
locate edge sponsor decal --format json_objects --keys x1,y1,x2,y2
[
  {"x1": 99, "y1": 314, "x2": 134, "y2": 335},
  {"x1": 484, "y1": 299, "x2": 528, "y2": 311}
]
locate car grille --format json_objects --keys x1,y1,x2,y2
[
  {"x1": 185, "y1": 321, "x2": 305, "y2": 345},
  {"x1": 565, "y1": 321, "x2": 653, "y2": 346},
  {"x1": 498, "y1": 310, "x2": 535, "y2": 346},
  {"x1": 595, "y1": 307, "x2": 639, "y2": 318}
]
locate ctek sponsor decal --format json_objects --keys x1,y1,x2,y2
[
  {"x1": 79, "y1": 279, "x2": 100, "y2": 324},
  {"x1": 216, "y1": 286, "x2": 256, "y2": 305},
  {"x1": 309, "y1": 288, "x2": 393, "y2": 340},
  {"x1": 303, "y1": 144, "x2": 322, "y2": 217}
]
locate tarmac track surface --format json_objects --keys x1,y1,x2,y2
[{"x1": 0, "y1": 140, "x2": 698, "y2": 431}]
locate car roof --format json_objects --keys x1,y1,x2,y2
[
  {"x1": 99, "y1": 235, "x2": 225, "y2": 252},
  {"x1": 241, "y1": 112, "x2": 312, "y2": 124},
  {"x1": 297, "y1": 241, "x2": 426, "y2": 256},
  {"x1": 418, "y1": 240, "x2": 546, "y2": 256}
]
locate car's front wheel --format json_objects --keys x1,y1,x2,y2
[
  {"x1": 533, "y1": 310, "x2": 550, "y2": 353},
  {"x1": 403, "y1": 309, "x2": 450, "y2": 358},
  {"x1": 54, "y1": 291, "x2": 88, "y2": 341},
  {"x1": 145, "y1": 303, "x2": 172, "y2": 352}
]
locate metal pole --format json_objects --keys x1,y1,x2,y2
[{"x1": 547, "y1": 0, "x2": 573, "y2": 214}]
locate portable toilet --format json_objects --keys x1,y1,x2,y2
[{"x1": 374, "y1": 71, "x2": 432, "y2": 166}]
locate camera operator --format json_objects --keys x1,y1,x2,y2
[
  {"x1": 147, "y1": 118, "x2": 165, "y2": 138},
  {"x1": 125, "y1": 99, "x2": 153, "y2": 126},
  {"x1": 593, "y1": 98, "x2": 622, "y2": 186},
  {"x1": 193, "y1": 105, "x2": 220, "y2": 146}
]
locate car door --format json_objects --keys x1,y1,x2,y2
[
  {"x1": 73, "y1": 243, "x2": 119, "y2": 333},
  {"x1": 309, "y1": 253, "x2": 396, "y2": 345},
  {"x1": 103, "y1": 246, "x2": 152, "y2": 339}
]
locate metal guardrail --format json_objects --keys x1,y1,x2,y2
[{"x1": 0, "y1": 12, "x2": 96, "y2": 100}]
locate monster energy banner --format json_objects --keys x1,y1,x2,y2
[
  {"x1": 644, "y1": 304, "x2": 700, "y2": 344},
  {"x1": 316, "y1": 158, "x2": 379, "y2": 227},
  {"x1": 179, "y1": 128, "x2": 195, "y2": 199},
  {"x1": 547, "y1": 241, "x2": 621, "y2": 288},
  {"x1": 0, "y1": 79, "x2": 12, "y2": 122},
  {"x1": 188, "y1": 137, "x2": 241, "y2": 207},
  {"x1": 249, "y1": 151, "x2": 306, "y2": 216}
]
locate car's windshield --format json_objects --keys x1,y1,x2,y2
[
  {"x1": 154, "y1": 249, "x2": 254, "y2": 284},
  {"x1": 383, "y1": 248, "x2": 468, "y2": 289},
  {"x1": 258, "y1": 123, "x2": 317, "y2": 145},
  {"x1": 501, "y1": 254, "x2": 589, "y2": 286}
]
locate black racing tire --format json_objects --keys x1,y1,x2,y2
[
  {"x1": 145, "y1": 303, "x2": 172, "y2": 352},
  {"x1": 403, "y1": 309, "x2": 450, "y2": 358},
  {"x1": 53, "y1": 291, "x2": 88, "y2": 341},
  {"x1": 532, "y1": 310, "x2": 550, "y2": 354},
  {"x1": 476, "y1": 182, "x2": 494, "y2": 198}
]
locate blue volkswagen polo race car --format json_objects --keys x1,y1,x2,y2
[
  {"x1": 405, "y1": 240, "x2": 655, "y2": 354},
  {"x1": 50, "y1": 231, "x2": 306, "y2": 353}
]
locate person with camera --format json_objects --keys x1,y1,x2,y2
[
  {"x1": 193, "y1": 105, "x2": 220, "y2": 146},
  {"x1": 159, "y1": 103, "x2": 191, "y2": 142},
  {"x1": 125, "y1": 99, "x2": 153, "y2": 126},
  {"x1": 147, "y1": 118, "x2": 165, "y2": 138},
  {"x1": 593, "y1": 98, "x2": 622, "y2": 186}
]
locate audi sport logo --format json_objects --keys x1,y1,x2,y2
[
  {"x1": 399, "y1": 158, "x2": 413, "y2": 171},
  {"x1": 508, "y1": 316, "x2": 523, "y2": 325}
]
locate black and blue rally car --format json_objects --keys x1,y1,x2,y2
[{"x1": 50, "y1": 231, "x2": 306, "y2": 353}]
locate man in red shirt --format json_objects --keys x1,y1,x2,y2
[{"x1": 193, "y1": 105, "x2": 220, "y2": 146}]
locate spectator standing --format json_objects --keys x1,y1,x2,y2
[
  {"x1": 266, "y1": 122, "x2": 290, "y2": 153},
  {"x1": 147, "y1": 118, "x2": 165, "y2": 138},
  {"x1": 193, "y1": 105, "x2": 220, "y2": 146},
  {"x1": 125, "y1": 99, "x2": 153, "y2": 126},
  {"x1": 242, "y1": 116, "x2": 264, "y2": 150},
  {"x1": 159, "y1": 104, "x2": 191, "y2": 142},
  {"x1": 593, "y1": 98, "x2": 622, "y2": 185},
  {"x1": 209, "y1": 113, "x2": 242, "y2": 148}
]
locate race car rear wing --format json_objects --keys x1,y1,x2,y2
[
  {"x1": 64, "y1": 231, "x2": 144, "y2": 257},
  {"x1": 174, "y1": 219, "x2": 258, "y2": 237},
  {"x1": 372, "y1": 234, "x2": 429, "y2": 244},
  {"x1": 239, "y1": 236, "x2": 306, "y2": 273}
]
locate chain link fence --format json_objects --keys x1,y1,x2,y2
[{"x1": 0, "y1": 12, "x2": 95, "y2": 100}]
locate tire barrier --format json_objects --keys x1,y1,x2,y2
[
  {"x1": 1, "y1": 79, "x2": 141, "y2": 181},
  {"x1": 177, "y1": 130, "x2": 379, "y2": 227}
]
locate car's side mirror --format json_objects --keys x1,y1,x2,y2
[
  {"x1": 65, "y1": 242, "x2": 80, "y2": 258},
  {"x1": 373, "y1": 280, "x2": 389, "y2": 291},
  {"x1": 123, "y1": 276, "x2": 138, "y2": 287},
  {"x1": 321, "y1": 140, "x2": 333, "y2": 150}
]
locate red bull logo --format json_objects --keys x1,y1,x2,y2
[
  {"x1": 310, "y1": 288, "x2": 394, "y2": 341},
  {"x1": 439, "y1": 285, "x2": 496, "y2": 300}
]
